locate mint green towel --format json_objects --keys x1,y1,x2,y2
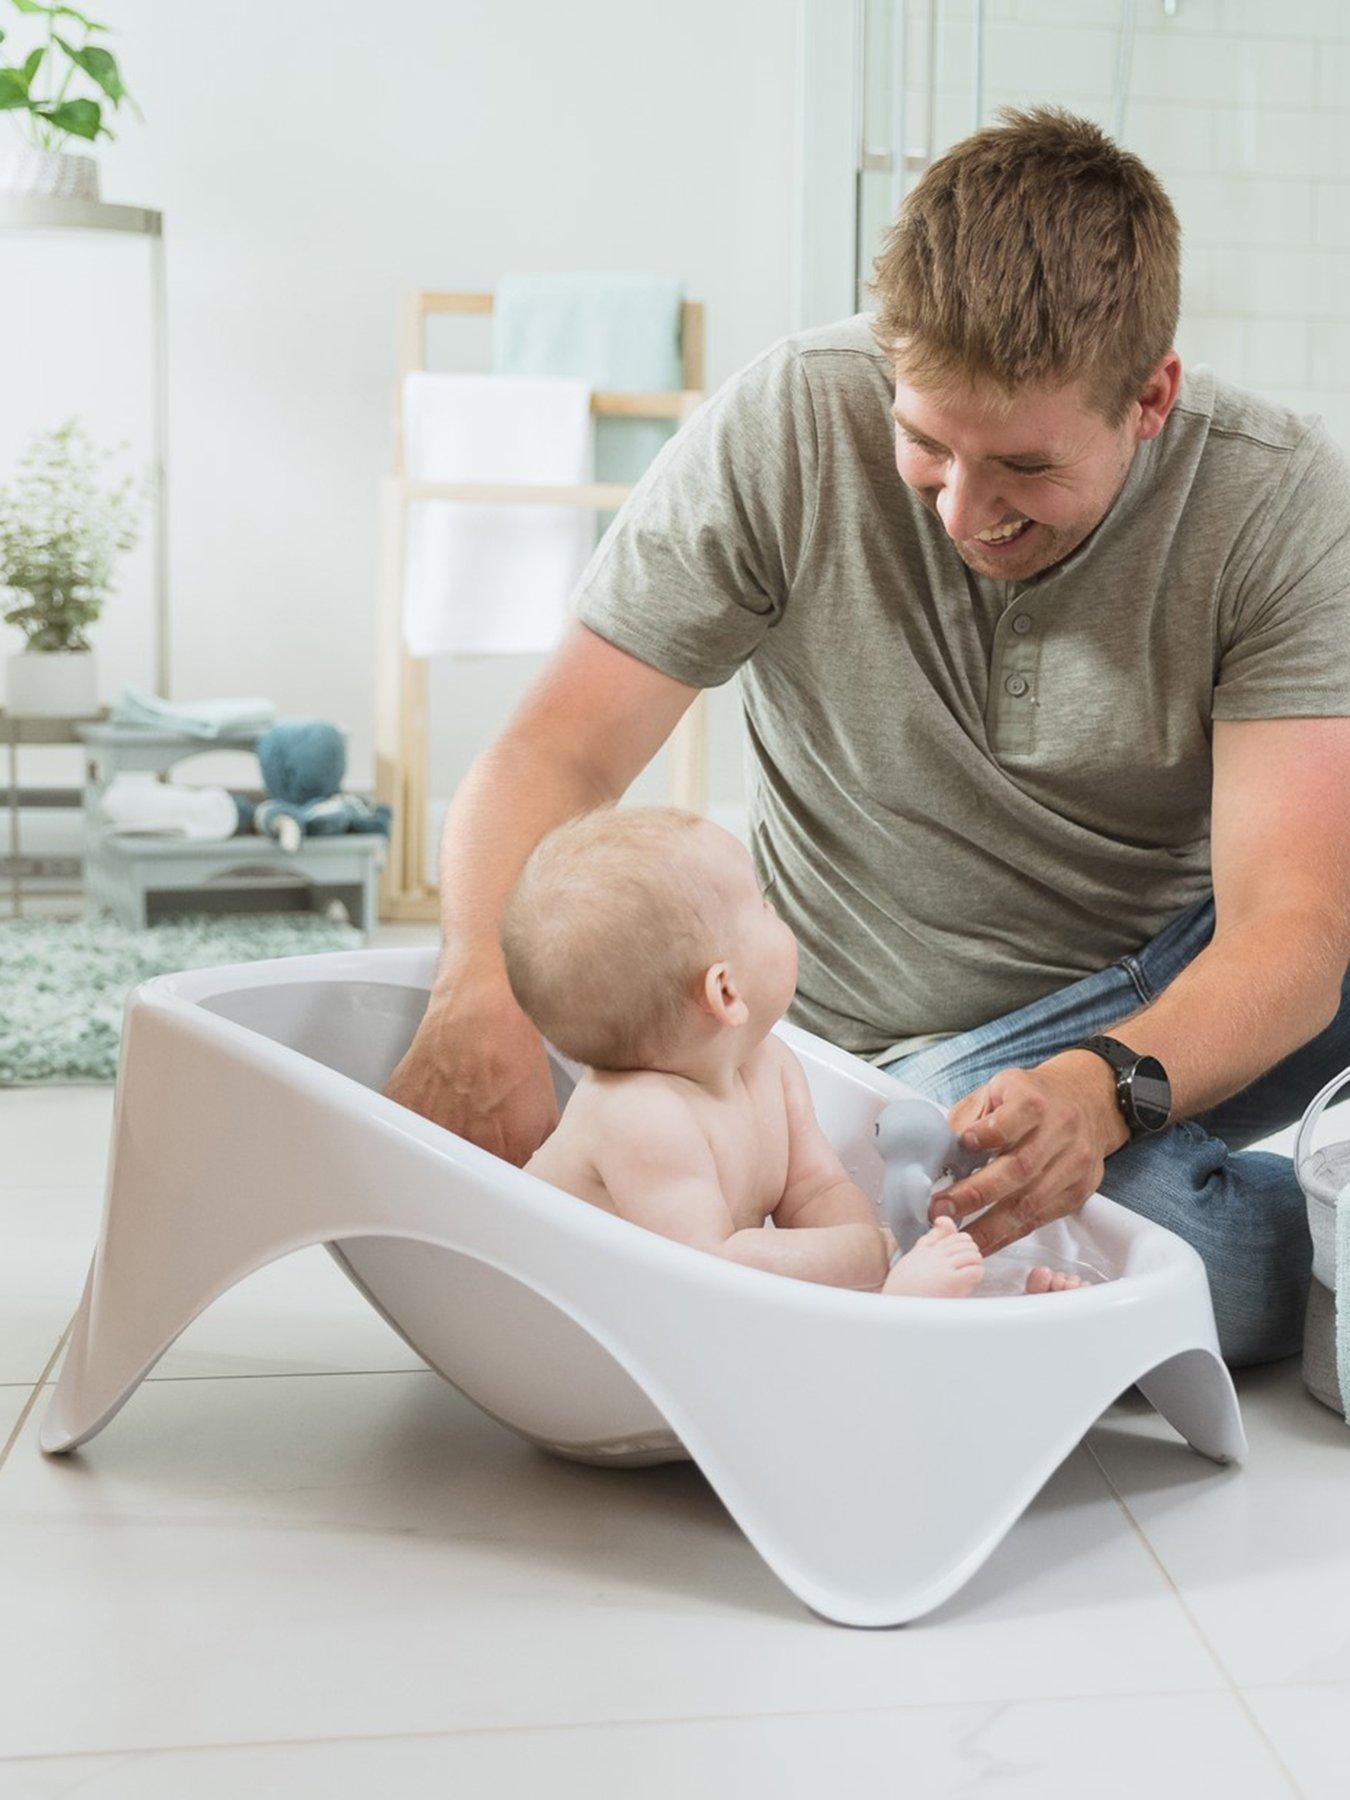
[
  {"x1": 111, "y1": 687, "x2": 276, "y2": 740},
  {"x1": 492, "y1": 272, "x2": 687, "y2": 534}
]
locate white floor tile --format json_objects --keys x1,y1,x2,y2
[
  {"x1": 0, "y1": 1187, "x2": 93, "y2": 1387},
  {"x1": 0, "y1": 1088, "x2": 114, "y2": 1189},
  {"x1": 1242, "y1": 1682, "x2": 1350, "y2": 1799},
  {"x1": 0, "y1": 1690, "x2": 1292, "y2": 1800},
  {"x1": 0, "y1": 1370, "x2": 1221, "y2": 1760},
  {"x1": 149, "y1": 1245, "x2": 424, "y2": 1379},
  {"x1": 0, "y1": 1385, "x2": 33, "y2": 1468},
  {"x1": 1089, "y1": 1360, "x2": 1350, "y2": 1687},
  {"x1": 0, "y1": 1185, "x2": 422, "y2": 1387}
]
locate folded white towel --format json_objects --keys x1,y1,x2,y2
[
  {"x1": 401, "y1": 372, "x2": 595, "y2": 656},
  {"x1": 99, "y1": 775, "x2": 239, "y2": 841}
]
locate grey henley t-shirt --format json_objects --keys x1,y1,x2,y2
[{"x1": 572, "y1": 312, "x2": 1350, "y2": 1062}]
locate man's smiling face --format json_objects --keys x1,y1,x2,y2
[{"x1": 891, "y1": 356, "x2": 1180, "y2": 582}]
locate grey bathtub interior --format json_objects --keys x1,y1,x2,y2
[{"x1": 203, "y1": 978, "x2": 688, "y2": 1463}]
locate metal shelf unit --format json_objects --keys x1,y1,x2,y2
[
  {"x1": 0, "y1": 194, "x2": 170, "y2": 698},
  {"x1": 0, "y1": 196, "x2": 169, "y2": 916}
]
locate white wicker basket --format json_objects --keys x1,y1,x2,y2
[{"x1": 0, "y1": 148, "x2": 99, "y2": 200}]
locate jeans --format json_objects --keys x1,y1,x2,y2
[{"x1": 881, "y1": 896, "x2": 1350, "y2": 1366}]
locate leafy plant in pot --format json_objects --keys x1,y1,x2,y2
[
  {"x1": 0, "y1": 419, "x2": 140, "y2": 718},
  {"x1": 0, "y1": 0, "x2": 139, "y2": 202}
]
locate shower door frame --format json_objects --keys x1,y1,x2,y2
[{"x1": 793, "y1": 0, "x2": 986, "y2": 331}]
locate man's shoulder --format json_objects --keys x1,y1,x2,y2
[
  {"x1": 788, "y1": 311, "x2": 893, "y2": 366},
  {"x1": 724, "y1": 313, "x2": 892, "y2": 406},
  {"x1": 1173, "y1": 364, "x2": 1327, "y2": 465},
  {"x1": 783, "y1": 313, "x2": 895, "y2": 402},
  {"x1": 1161, "y1": 364, "x2": 1350, "y2": 548}
]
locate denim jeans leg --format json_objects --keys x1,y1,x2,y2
[
  {"x1": 882, "y1": 894, "x2": 1338, "y2": 1367},
  {"x1": 883, "y1": 897, "x2": 1218, "y2": 1107}
]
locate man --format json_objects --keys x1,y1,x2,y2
[{"x1": 387, "y1": 108, "x2": 1350, "y2": 1365}]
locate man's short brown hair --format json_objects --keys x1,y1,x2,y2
[{"x1": 868, "y1": 106, "x2": 1180, "y2": 420}]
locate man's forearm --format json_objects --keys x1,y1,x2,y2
[
  {"x1": 433, "y1": 736, "x2": 615, "y2": 984},
  {"x1": 1048, "y1": 904, "x2": 1348, "y2": 1145}
]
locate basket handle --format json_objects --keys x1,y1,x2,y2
[{"x1": 1293, "y1": 1063, "x2": 1350, "y2": 1181}]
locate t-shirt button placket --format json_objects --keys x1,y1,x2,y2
[{"x1": 989, "y1": 605, "x2": 1041, "y2": 755}]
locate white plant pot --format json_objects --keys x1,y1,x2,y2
[
  {"x1": 0, "y1": 148, "x2": 100, "y2": 201},
  {"x1": 5, "y1": 650, "x2": 99, "y2": 719}
]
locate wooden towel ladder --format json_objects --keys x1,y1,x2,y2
[{"x1": 374, "y1": 288, "x2": 707, "y2": 921}]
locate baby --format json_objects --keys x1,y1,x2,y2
[{"x1": 502, "y1": 805, "x2": 1083, "y2": 1299}]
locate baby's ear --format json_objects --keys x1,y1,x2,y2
[{"x1": 699, "y1": 961, "x2": 750, "y2": 1028}]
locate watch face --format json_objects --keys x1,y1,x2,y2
[{"x1": 1126, "y1": 1055, "x2": 1172, "y2": 1133}]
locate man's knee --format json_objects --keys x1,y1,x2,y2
[{"x1": 1102, "y1": 1129, "x2": 1311, "y2": 1367}]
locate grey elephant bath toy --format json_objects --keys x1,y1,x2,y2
[{"x1": 875, "y1": 1095, "x2": 992, "y2": 1242}]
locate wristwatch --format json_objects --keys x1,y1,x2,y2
[{"x1": 1072, "y1": 1035, "x2": 1172, "y2": 1140}]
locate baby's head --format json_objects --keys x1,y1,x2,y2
[{"x1": 501, "y1": 804, "x2": 798, "y2": 1071}]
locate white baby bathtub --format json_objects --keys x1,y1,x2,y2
[{"x1": 42, "y1": 947, "x2": 1245, "y2": 1627}]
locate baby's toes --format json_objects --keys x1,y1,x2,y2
[
  {"x1": 1049, "y1": 1270, "x2": 1087, "y2": 1292},
  {"x1": 1025, "y1": 1267, "x2": 1088, "y2": 1293}
]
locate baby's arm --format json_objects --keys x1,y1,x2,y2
[
  {"x1": 771, "y1": 1042, "x2": 894, "y2": 1247},
  {"x1": 593, "y1": 1087, "x2": 890, "y2": 1291},
  {"x1": 765, "y1": 1044, "x2": 986, "y2": 1299}
]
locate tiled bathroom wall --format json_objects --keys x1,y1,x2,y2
[{"x1": 863, "y1": 0, "x2": 1350, "y2": 447}]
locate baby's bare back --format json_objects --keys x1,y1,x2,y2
[{"x1": 525, "y1": 1038, "x2": 792, "y2": 1227}]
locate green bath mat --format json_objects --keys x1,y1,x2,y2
[{"x1": 0, "y1": 913, "x2": 361, "y2": 1084}]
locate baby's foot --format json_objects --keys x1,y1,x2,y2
[
  {"x1": 884, "y1": 1215, "x2": 983, "y2": 1298},
  {"x1": 1024, "y1": 1266, "x2": 1088, "y2": 1294}
]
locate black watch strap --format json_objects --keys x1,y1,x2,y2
[{"x1": 1074, "y1": 1035, "x2": 1173, "y2": 1140}]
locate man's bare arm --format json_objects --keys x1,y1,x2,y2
[
  {"x1": 1040, "y1": 715, "x2": 1350, "y2": 1140},
  {"x1": 383, "y1": 624, "x2": 699, "y2": 1157},
  {"x1": 944, "y1": 715, "x2": 1350, "y2": 1253}
]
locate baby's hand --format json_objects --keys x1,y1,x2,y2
[{"x1": 882, "y1": 1215, "x2": 983, "y2": 1298}]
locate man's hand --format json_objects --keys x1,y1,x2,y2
[
  {"x1": 383, "y1": 957, "x2": 560, "y2": 1165},
  {"x1": 930, "y1": 1050, "x2": 1129, "y2": 1255}
]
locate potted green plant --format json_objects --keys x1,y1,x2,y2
[
  {"x1": 0, "y1": 0, "x2": 138, "y2": 201},
  {"x1": 0, "y1": 419, "x2": 140, "y2": 718}
]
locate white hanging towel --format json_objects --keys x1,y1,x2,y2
[{"x1": 401, "y1": 371, "x2": 596, "y2": 656}]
